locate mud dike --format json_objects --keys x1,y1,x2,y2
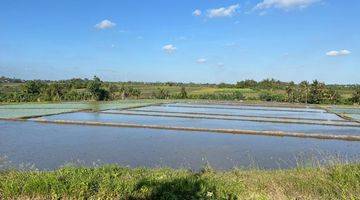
[{"x1": 30, "y1": 118, "x2": 360, "y2": 142}]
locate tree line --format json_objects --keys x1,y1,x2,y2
[
  {"x1": 0, "y1": 76, "x2": 141, "y2": 102},
  {"x1": 0, "y1": 76, "x2": 359, "y2": 105}
]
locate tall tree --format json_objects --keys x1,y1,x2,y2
[
  {"x1": 108, "y1": 84, "x2": 118, "y2": 99},
  {"x1": 22, "y1": 80, "x2": 45, "y2": 95},
  {"x1": 42, "y1": 83, "x2": 64, "y2": 101},
  {"x1": 180, "y1": 86, "x2": 188, "y2": 99},
  {"x1": 87, "y1": 76, "x2": 108, "y2": 101},
  {"x1": 309, "y1": 80, "x2": 326, "y2": 104},
  {"x1": 299, "y1": 81, "x2": 310, "y2": 104},
  {"x1": 286, "y1": 81, "x2": 296, "y2": 102}
]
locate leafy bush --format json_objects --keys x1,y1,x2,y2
[
  {"x1": 188, "y1": 91, "x2": 244, "y2": 101},
  {"x1": 153, "y1": 88, "x2": 170, "y2": 99},
  {"x1": 259, "y1": 92, "x2": 285, "y2": 102},
  {"x1": 351, "y1": 87, "x2": 360, "y2": 104}
]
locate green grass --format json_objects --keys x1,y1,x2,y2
[
  {"x1": 0, "y1": 164, "x2": 359, "y2": 199},
  {"x1": 114, "y1": 84, "x2": 206, "y2": 98}
]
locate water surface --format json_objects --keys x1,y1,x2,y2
[
  {"x1": 134, "y1": 105, "x2": 343, "y2": 121},
  {"x1": 43, "y1": 112, "x2": 360, "y2": 136},
  {"x1": 1, "y1": 120, "x2": 360, "y2": 170},
  {"x1": 170, "y1": 103, "x2": 326, "y2": 113}
]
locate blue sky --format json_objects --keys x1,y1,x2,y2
[{"x1": 0, "y1": 0, "x2": 359, "y2": 83}]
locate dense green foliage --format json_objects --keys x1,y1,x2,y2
[
  {"x1": 0, "y1": 76, "x2": 359, "y2": 105},
  {"x1": 152, "y1": 88, "x2": 170, "y2": 99},
  {"x1": 0, "y1": 164, "x2": 359, "y2": 199},
  {"x1": 351, "y1": 87, "x2": 360, "y2": 104},
  {"x1": 87, "y1": 76, "x2": 109, "y2": 101},
  {"x1": 189, "y1": 91, "x2": 245, "y2": 101},
  {"x1": 281, "y1": 80, "x2": 341, "y2": 104},
  {"x1": 0, "y1": 77, "x2": 141, "y2": 102}
]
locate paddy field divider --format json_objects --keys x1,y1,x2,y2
[
  {"x1": 164, "y1": 104, "x2": 326, "y2": 113},
  {"x1": 120, "y1": 108, "x2": 347, "y2": 122},
  {"x1": 29, "y1": 118, "x2": 360, "y2": 141},
  {"x1": 100, "y1": 110, "x2": 360, "y2": 127},
  {"x1": 321, "y1": 107, "x2": 360, "y2": 123}
]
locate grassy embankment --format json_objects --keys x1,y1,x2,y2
[{"x1": 0, "y1": 163, "x2": 359, "y2": 199}]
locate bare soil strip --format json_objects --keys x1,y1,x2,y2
[
  {"x1": 165, "y1": 104, "x2": 325, "y2": 113},
  {"x1": 127, "y1": 109, "x2": 346, "y2": 122},
  {"x1": 30, "y1": 118, "x2": 360, "y2": 141},
  {"x1": 100, "y1": 110, "x2": 360, "y2": 127}
]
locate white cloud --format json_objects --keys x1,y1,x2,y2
[
  {"x1": 207, "y1": 4, "x2": 239, "y2": 18},
  {"x1": 326, "y1": 49, "x2": 351, "y2": 57},
  {"x1": 162, "y1": 44, "x2": 177, "y2": 53},
  {"x1": 196, "y1": 58, "x2": 207, "y2": 64},
  {"x1": 339, "y1": 50, "x2": 351, "y2": 55},
  {"x1": 193, "y1": 9, "x2": 202, "y2": 16},
  {"x1": 326, "y1": 51, "x2": 339, "y2": 56},
  {"x1": 95, "y1": 19, "x2": 116, "y2": 29},
  {"x1": 254, "y1": 0, "x2": 320, "y2": 10}
]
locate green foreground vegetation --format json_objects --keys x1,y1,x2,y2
[
  {"x1": 1, "y1": 76, "x2": 359, "y2": 105},
  {"x1": 0, "y1": 163, "x2": 359, "y2": 200}
]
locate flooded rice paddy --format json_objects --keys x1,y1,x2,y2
[
  {"x1": 0, "y1": 101, "x2": 360, "y2": 170},
  {"x1": 42, "y1": 112, "x2": 360, "y2": 136},
  {"x1": 133, "y1": 104, "x2": 344, "y2": 121},
  {"x1": 0, "y1": 100, "x2": 164, "y2": 119}
]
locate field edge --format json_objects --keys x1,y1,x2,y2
[{"x1": 0, "y1": 163, "x2": 359, "y2": 199}]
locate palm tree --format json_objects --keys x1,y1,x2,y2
[
  {"x1": 309, "y1": 80, "x2": 326, "y2": 104},
  {"x1": 286, "y1": 81, "x2": 295, "y2": 102},
  {"x1": 299, "y1": 81, "x2": 309, "y2": 104}
]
